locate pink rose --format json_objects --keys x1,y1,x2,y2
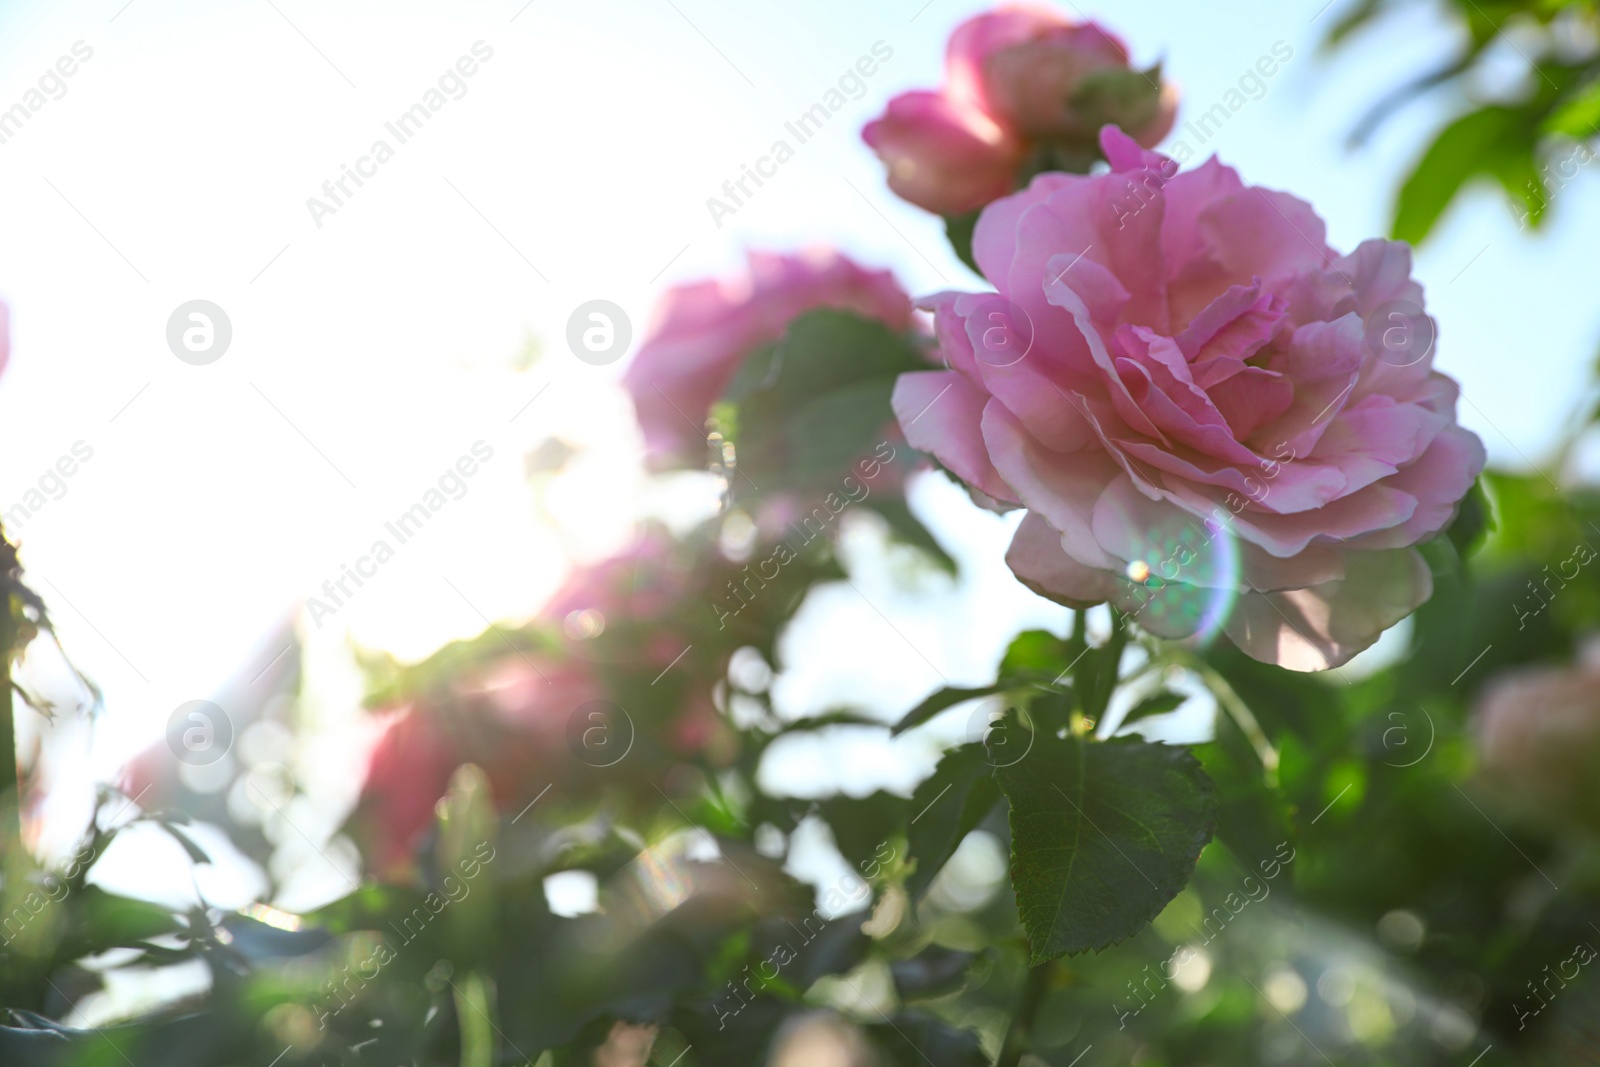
[
  {"x1": 349, "y1": 656, "x2": 604, "y2": 878},
  {"x1": 893, "y1": 126, "x2": 1485, "y2": 671},
  {"x1": 624, "y1": 250, "x2": 912, "y2": 468},
  {"x1": 1475, "y1": 650, "x2": 1600, "y2": 829},
  {"x1": 862, "y1": 6, "x2": 1176, "y2": 216}
]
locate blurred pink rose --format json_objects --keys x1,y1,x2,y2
[
  {"x1": 1475, "y1": 649, "x2": 1600, "y2": 829},
  {"x1": 862, "y1": 6, "x2": 1176, "y2": 216},
  {"x1": 0, "y1": 300, "x2": 10, "y2": 378},
  {"x1": 624, "y1": 250, "x2": 913, "y2": 469},
  {"x1": 893, "y1": 126, "x2": 1485, "y2": 671},
  {"x1": 349, "y1": 656, "x2": 603, "y2": 878},
  {"x1": 351, "y1": 538, "x2": 736, "y2": 877}
]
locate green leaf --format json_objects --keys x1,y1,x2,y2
[
  {"x1": 889, "y1": 945, "x2": 977, "y2": 1001},
  {"x1": 943, "y1": 210, "x2": 982, "y2": 276},
  {"x1": 866, "y1": 1010, "x2": 989, "y2": 1067},
  {"x1": 782, "y1": 379, "x2": 898, "y2": 489},
  {"x1": 1546, "y1": 78, "x2": 1600, "y2": 137},
  {"x1": 1447, "y1": 477, "x2": 1493, "y2": 557},
  {"x1": 817, "y1": 792, "x2": 910, "y2": 872},
  {"x1": 869, "y1": 495, "x2": 957, "y2": 574},
  {"x1": 1119, "y1": 690, "x2": 1187, "y2": 730},
  {"x1": 998, "y1": 734, "x2": 1216, "y2": 961},
  {"x1": 905, "y1": 743, "x2": 1003, "y2": 901},
  {"x1": 891, "y1": 674, "x2": 1054, "y2": 736},
  {"x1": 158, "y1": 821, "x2": 211, "y2": 866},
  {"x1": 725, "y1": 310, "x2": 927, "y2": 492},
  {"x1": 999, "y1": 629, "x2": 1070, "y2": 676},
  {"x1": 1392, "y1": 105, "x2": 1537, "y2": 244}
]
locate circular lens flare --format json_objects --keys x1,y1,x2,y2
[{"x1": 1115, "y1": 510, "x2": 1241, "y2": 645}]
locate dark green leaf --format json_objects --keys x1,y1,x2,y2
[
  {"x1": 817, "y1": 792, "x2": 910, "y2": 873},
  {"x1": 1447, "y1": 477, "x2": 1493, "y2": 557},
  {"x1": 867, "y1": 1010, "x2": 988, "y2": 1067},
  {"x1": 869, "y1": 495, "x2": 958, "y2": 574},
  {"x1": 890, "y1": 945, "x2": 977, "y2": 1001},
  {"x1": 943, "y1": 210, "x2": 981, "y2": 276},
  {"x1": 998, "y1": 734, "x2": 1216, "y2": 961},
  {"x1": 158, "y1": 822, "x2": 211, "y2": 866},
  {"x1": 905, "y1": 743, "x2": 1002, "y2": 901},
  {"x1": 892, "y1": 674, "x2": 1055, "y2": 736},
  {"x1": 1118, "y1": 691, "x2": 1186, "y2": 730}
]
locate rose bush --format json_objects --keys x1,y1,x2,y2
[
  {"x1": 894, "y1": 126, "x2": 1485, "y2": 671},
  {"x1": 862, "y1": 6, "x2": 1176, "y2": 216}
]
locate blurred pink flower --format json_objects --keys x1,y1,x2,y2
[
  {"x1": 1475, "y1": 648, "x2": 1600, "y2": 828},
  {"x1": 623, "y1": 250, "x2": 912, "y2": 469},
  {"x1": 349, "y1": 656, "x2": 602, "y2": 879},
  {"x1": 893, "y1": 126, "x2": 1484, "y2": 671},
  {"x1": 862, "y1": 6, "x2": 1175, "y2": 216}
]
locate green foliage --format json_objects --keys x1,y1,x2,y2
[
  {"x1": 904, "y1": 743, "x2": 1003, "y2": 901},
  {"x1": 998, "y1": 732, "x2": 1217, "y2": 962},
  {"x1": 721, "y1": 309, "x2": 926, "y2": 493}
]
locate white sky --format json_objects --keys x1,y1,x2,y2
[{"x1": 0, "y1": 0, "x2": 1591, "y2": 866}]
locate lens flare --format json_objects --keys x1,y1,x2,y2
[{"x1": 1113, "y1": 508, "x2": 1241, "y2": 646}]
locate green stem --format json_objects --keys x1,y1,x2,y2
[
  {"x1": 0, "y1": 544, "x2": 19, "y2": 854},
  {"x1": 996, "y1": 959, "x2": 1055, "y2": 1067},
  {"x1": 1085, "y1": 611, "x2": 1128, "y2": 724},
  {"x1": 1193, "y1": 661, "x2": 1278, "y2": 786}
]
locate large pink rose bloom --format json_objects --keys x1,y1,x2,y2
[
  {"x1": 893, "y1": 126, "x2": 1486, "y2": 671},
  {"x1": 862, "y1": 6, "x2": 1176, "y2": 217},
  {"x1": 624, "y1": 250, "x2": 912, "y2": 469}
]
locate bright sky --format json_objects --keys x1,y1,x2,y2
[{"x1": 0, "y1": 0, "x2": 1591, "y2": 877}]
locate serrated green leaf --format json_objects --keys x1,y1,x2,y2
[
  {"x1": 998, "y1": 734, "x2": 1216, "y2": 961},
  {"x1": 905, "y1": 743, "x2": 1003, "y2": 901}
]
